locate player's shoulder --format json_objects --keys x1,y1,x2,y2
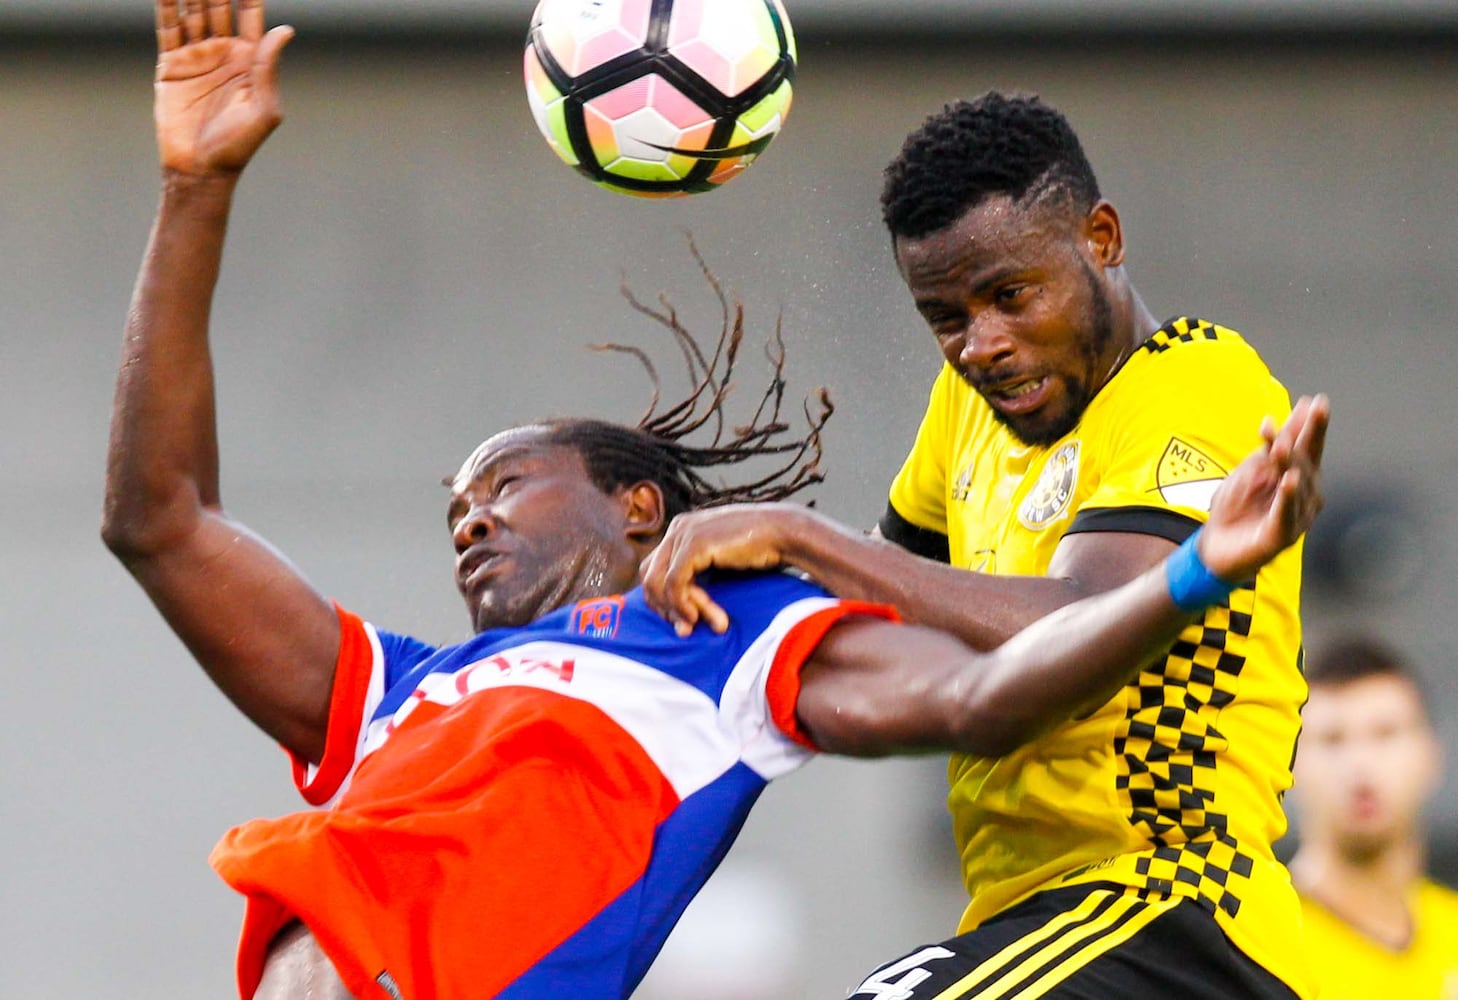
[
  {"x1": 1132, "y1": 317, "x2": 1272, "y2": 379},
  {"x1": 547, "y1": 572, "x2": 832, "y2": 650},
  {"x1": 1294, "y1": 890, "x2": 1354, "y2": 943},
  {"x1": 338, "y1": 609, "x2": 443, "y2": 687},
  {"x1": 1099, "y1": 315, "x2": 1286, "y2": 426},
  {"x1": 1141, "y1": 316, "x2": 1252, "y2": 352},
  {"x1": 1417, "y1": 876, "x2": 1458, "y2": 915},
  {"x1": 699, "y1": 567, "x2": 831, "y2": 603},
  {"x1": 667, "y1": 570, "x2": 835, "y2": 640},
  {"x1": 373, "y1": 625, "x2": 440, "y2": 667}
]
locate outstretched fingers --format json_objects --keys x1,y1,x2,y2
[
  {"x1": 183, "y1": 0, "x2": 208, "y2": 42},
  {"x1": 160, "y1": 0, "x2": 245, "y2": 48},
  {"x1": 156, "y1": 0, "x2": 183, "y2": 51},
  {"x1": 1264, "y1": 398, "x2": 1303, "y2": 467},
  {"x1": 1272, "y1": 396, "x2": 1328, "y2": 495},
  {"x1": 151, "y1": 0, "x2": 292, "y2": 174},
  {"x1": 1265, "y1": 395, "x2": 1329, "y2": 543},
  {"x1": 1293, "y1": 393, "x2": 1330, "y2": 469},
  {"x1": 1265, "y1": 395, "x2": 1326, "y2": 470},
  {"x1": 238, "y1": 0, "x2": 266, "y2": 40},
  {"x1": 207, "y1": 0, "x2": 234, "y2": 37},
  {"x1": 1201, "y1": 395, "x2": 1331, "y2": 581},
  {"x1": 252, "y1": 22, "x2": 296, "y2": 97}
]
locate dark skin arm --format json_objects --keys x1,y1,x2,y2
[
  {"x1": 643, "y1": 489, "x2": 1173, "y2": 653},
  {"x1": 100, "y1": 0, "x2": 335, "y2": 764},
  {"x1": 791, "y1": 395, "x2": 1328, "y2": 756},
  {"x1": 646, "y1": 508, "x2": 1174, "y2": 649}
]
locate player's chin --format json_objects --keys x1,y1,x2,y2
[
  {"x1": 470, "y1": 596, "x2": 510, "y2": 634},
  {"x1": 473, "y1": 593, "x2": 545, "y2": 633},
  {"x1": 1335, "y1": 817, "x2": 1396, "y2": 849},
  {"x1": 1000, "y1": 406, "x2": 1078, "y2": 448}
]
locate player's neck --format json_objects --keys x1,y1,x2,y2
[
  {"x1": 1291, "y1": 837, "x2": 1426, "y2": 949},
  {"x1": 1120, "y1": 284, "x2": 1161, "y2": 346}
]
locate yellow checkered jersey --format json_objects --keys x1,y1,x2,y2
[
  {"x1": 888, "y1": 319, "x2": 1312, "y2": 996},
  {"x1": 1298, "y1": 880, "x2": 1458, "y2": 1000}
]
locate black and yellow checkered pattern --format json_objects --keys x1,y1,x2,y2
[
  {"x1": 1117, "y1": 587, "x2": 1259, "y2": 918},
  {"x1": 891, "y1": 313, "x2": 1312, "y2": 994},
  {"x1": 1142, "y1": 317, "x2": 1231, "y2": 354}
]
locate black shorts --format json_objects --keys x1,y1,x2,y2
[{"x1": 845, "y1": 883, "x2": 1298, "y2": 999}]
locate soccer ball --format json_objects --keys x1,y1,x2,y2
[{"x1": 524, "y1": 0, "x2": 797, "y2": 198}]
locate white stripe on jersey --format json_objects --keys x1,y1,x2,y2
[
  {"x1": 345, "y1": 597, "x2": 829, "y2": 804},
  {"x1": 304, "y1": 622, "x2": 389, "y2": 808},
  {"x1": 721, "y1": 596, "x2": 840, "y2": 779}
]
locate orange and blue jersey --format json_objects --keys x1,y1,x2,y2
[{"x1": 209, "y1": 571, "x2": 893, "y2": 1000}]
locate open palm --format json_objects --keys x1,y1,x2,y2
[
  {"x1": 154, "y1": 0, "x2": 293, "y2": 174},
  {"x1": 1201, "y1": 394, "x2": 1329, "y2": 582}
]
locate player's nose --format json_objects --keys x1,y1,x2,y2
[
  {"x1": 959, "y1": 318, "x2": 1016, "y2": 370},
  {"x1": 452, "y1": 503, "x2": 498, "y2": 552}
]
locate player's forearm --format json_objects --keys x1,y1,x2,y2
[
  {"x1": 780, "y1": 509, "x2": 1093, "y2": 651},
  {"x1": 102, "y1": 171, "x2": 238, "y2": 556},
  {"x1": 946, "y1": 565, "x2": 1194, "y2": 754},
  {"x1": 800, "y1": 544, "x2": 1218, "y2": 758}
]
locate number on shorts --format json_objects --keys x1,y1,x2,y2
[{"x1": 849, "y1": 946, "x2": 956, "y2": 1000}]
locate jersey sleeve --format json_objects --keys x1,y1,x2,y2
[
  {"x1": 882, "y1": 364, "x2": 958, "y2": 561},
  {"x1": 287, "y1": 604, "x2": 438, "y2": 807},
  {"x1": 764, "y1": 600, "x2": 902, "y2": 751},
  {"x1": 704, "y1": 573, "x2": 899, "y2": 775},
  {"x1": 1068, "y1": 331, "x2": 1291, "y2": 539}
]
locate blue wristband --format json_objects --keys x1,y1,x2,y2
[{"x1": 1165, "y1": 529, "x2": 1236, "y2": 613}]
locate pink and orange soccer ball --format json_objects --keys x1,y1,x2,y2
[{"x1": 524, "y1": 0, "x2": 797, "y2": 198}]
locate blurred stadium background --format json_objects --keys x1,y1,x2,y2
[{"x1": 2, "y1": 2, "x2": 1455, "y2": 996}]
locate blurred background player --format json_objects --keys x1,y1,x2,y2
[
  {"x1": 1288, "y1": 636, "x2": 1458, "y2": 999},
  {"x1": 105, "y1": 4, "x2": 1329, "y2": 998},
  {"x1": 643, "y1": 92, "x2": 1319, "y2": 997}
]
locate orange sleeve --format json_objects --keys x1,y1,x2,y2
[
  {"x1": 287, "y1": 604, "x2": 378, "y2": 806},
  {"x1": 765, "y1": 601, "x2": 901, "y2": 751}
]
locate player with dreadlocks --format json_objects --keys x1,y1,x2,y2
[{"x1": 103, "y1": 5, "x2": 1327, "y2": 999}]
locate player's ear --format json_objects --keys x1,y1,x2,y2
[
  {"x1": 621, "y1": 480, "x2": 667, "y2": 547},
  {"x1": 1084, "y1": 200, "x2": 1125, "y2": 268}
]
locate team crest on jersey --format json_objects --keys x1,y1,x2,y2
[
  {"x1": 1019, "y1": 441, "x2": 1080, "y2": 529},
  {"x1": 1154, "y1": 437, "x2": 1226, "y2": 512},
  {"x1": 951, "y1": 462, "x2": 974, "y2": 503},
  {"x1": 571, "y1": 595, "x2": 625, "y2": 638}
]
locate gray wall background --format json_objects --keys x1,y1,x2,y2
[
  {"x1": 10, "y1": 0, "x2": 1458, "y2": 32},
  {"x1": 3, "y1": 11, "x2": 1456, "y2": 999}
]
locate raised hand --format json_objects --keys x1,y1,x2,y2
[
  {"x1": 641, "y1": 501, "x2": 814, "y2": 635},
  {"x1": 154, "y1": 0, "x2": 294, "y2": 175},
  {"x1": 1198, "y1": 394, "x2": 1330, "y2": 582}
]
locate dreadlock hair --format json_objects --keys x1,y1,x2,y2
[
  {"x1": 537, "y1": 238, "x2": 833, "y2": 526},
  {"x1": 880, "y1": 90, "x2": 1102, "y2": 241},
  {"x1": 1304, "y1": 635, "x2": 1431, "y2": 709}
]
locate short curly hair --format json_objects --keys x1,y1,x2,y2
[{"x1": 881, "y1": 91, "x2": 1101, "y2": 240}]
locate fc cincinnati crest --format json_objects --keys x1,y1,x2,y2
[
  {"x1": 571, "y1": 596, "x2": 624, "y2": 638},
  {"x1": 1019, "y1": 441, "x2": 1080, "y2": 529}
]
